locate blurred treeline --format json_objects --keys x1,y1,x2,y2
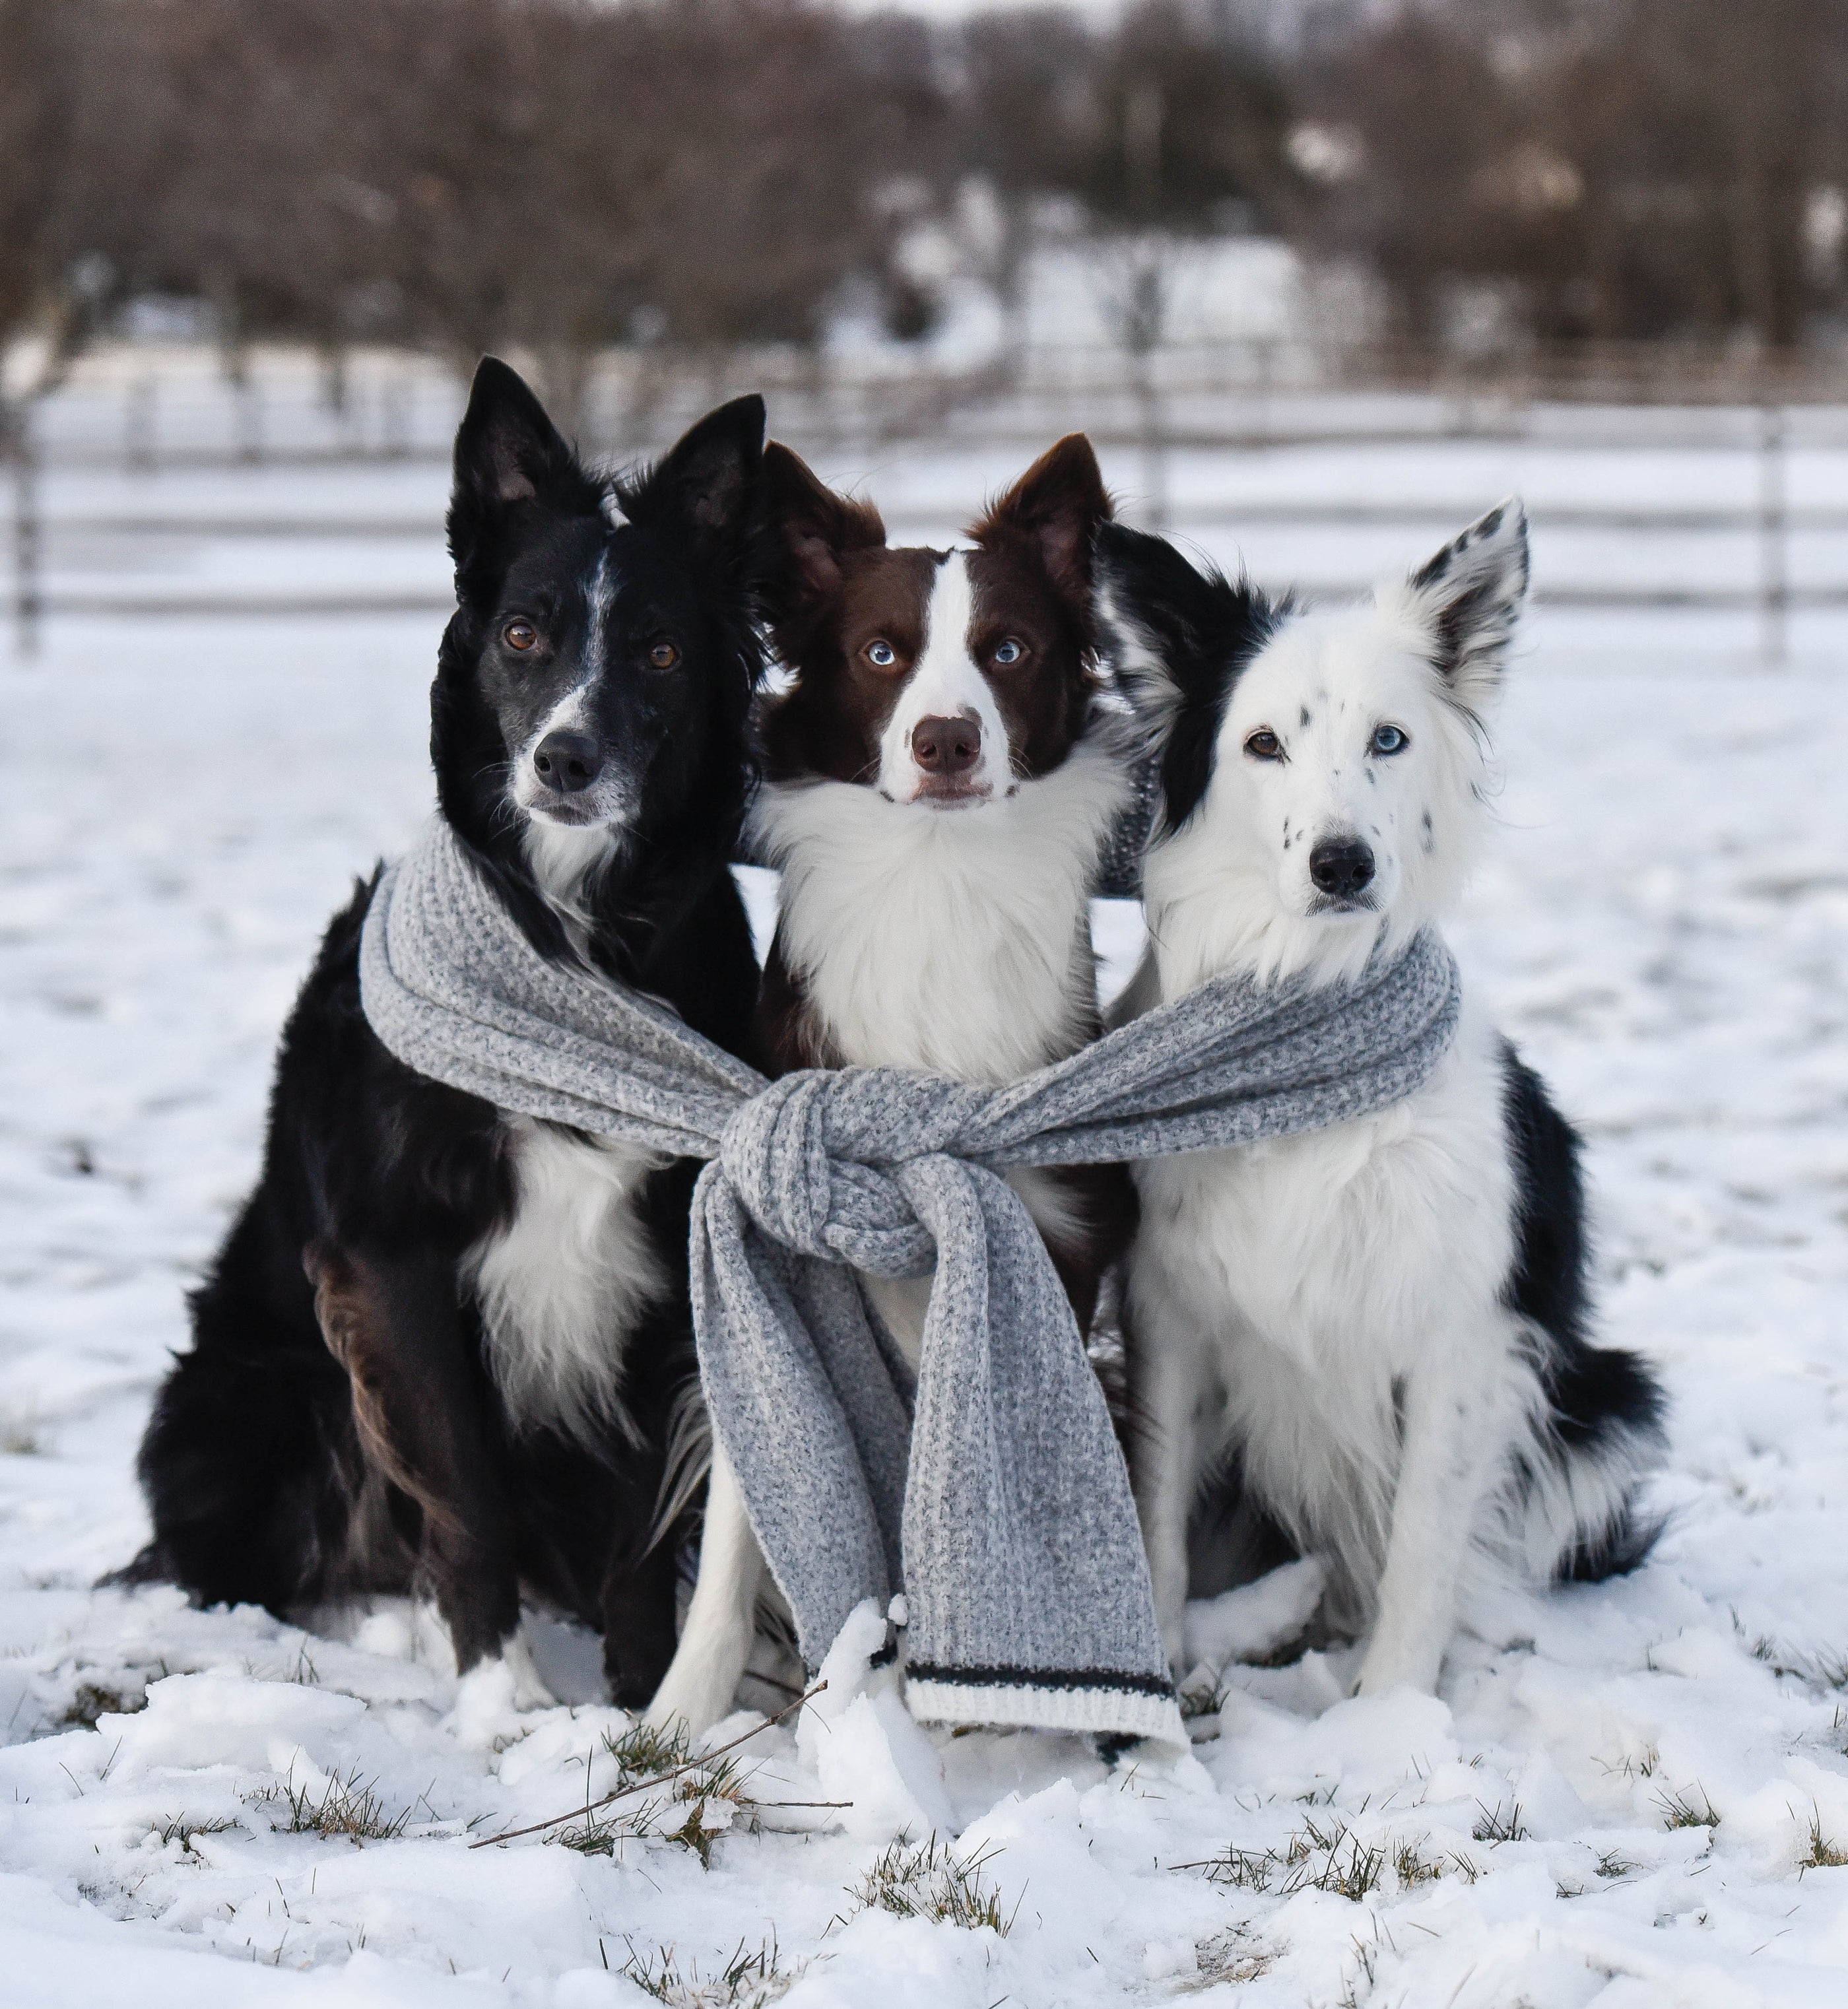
[{"x1": 2, "y1": 0, "x2": 1846, "y2": 405}]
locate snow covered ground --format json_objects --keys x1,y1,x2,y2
[{"x1": 3, "y1": 434, "x2": 1848, "y2": 2006}]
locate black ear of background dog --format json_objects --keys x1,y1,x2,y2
[
  {"x1": 1092, "y1": 518, "x2": 1286, "y2": 838},
  {"x1": 110, "y1": 361, "x2": 772, "y2": 1710}
]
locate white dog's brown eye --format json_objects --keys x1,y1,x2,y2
[
  {"x1": 649, "y1": 641, "x2": 679, "y2": 670},
  {"x1": 1245, "y1": 728, "x2": 1283, "y2": 760},
  {"x1": 502, "y1": 620, "x2": 538, "y2": 651},
  {"x1": 1371, "y1": 723, "x2": 1408, "y2": 755}
]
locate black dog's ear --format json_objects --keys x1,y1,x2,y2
[
  {"x1": 447, "y1": 358, "x2": 602, "y2": 587},
  {"x1": 616, "y1": 394, "x2": 767, "y2": 554},
  {"x1": 1094, "y1": 521, "x2": 1228, "y2": 731},
  {"x1": 450, "y1": 357, "x2": 593, "y2": 520},
  {"x1": 762, "y1": 440, "x2": 886, "y2": 609},
  {"x1": 1094, "y1": 519, "x2": 1280, "y2": 833}
]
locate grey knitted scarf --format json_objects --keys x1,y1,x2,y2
[{"x1": 358, "y1": 819, "x2": 1461, "y2": 1747}]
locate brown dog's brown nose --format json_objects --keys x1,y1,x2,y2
[{"x1": 911, "y1": 713, "x2": 981, "y2": 776}]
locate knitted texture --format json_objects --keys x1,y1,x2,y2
[{"x1": 359, "y1": 820, "x2": 1462, "y2": 1745}]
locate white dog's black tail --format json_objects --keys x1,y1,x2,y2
[{"x1": 1499, "y1": 1045, "x2": 1668, "y2": 1583}]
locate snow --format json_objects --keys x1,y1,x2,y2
[{"x1": 3, "y1": 429, "x2": 1848, "y2": 2005}]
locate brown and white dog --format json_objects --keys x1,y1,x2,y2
[{"x1": 644, "y1": 436, "x2": 1140, "y2": 1734}]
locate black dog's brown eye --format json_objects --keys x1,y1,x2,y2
[
  {"x1": 502, "y1": 620, "x2": 537, "y2": 651},
  {"x1": 1245, "y1": 728, "x2": 1282, "y2": 760},
  {"x1": 649, "y1": 642, "x2": 679, "y2": 670}
]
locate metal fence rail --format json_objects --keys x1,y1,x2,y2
[{"x1": 9, "y1": 337, "x2": 1848, "y2": 663}]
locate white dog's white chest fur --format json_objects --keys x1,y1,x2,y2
[
  {"x1": 463, "y1": 1117, "x2": 666, "y2": 1439},
  {"x1": 1133, "y1": 999, "x2": 1515, "y2": 1463}
]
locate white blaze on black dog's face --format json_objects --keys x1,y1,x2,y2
[
  {"x1": 440, "y1": 360, "x2": 766, "y2": 886},
  {"x1": 1097, "y1": 500, "x2": 1529, "y2": 983}
]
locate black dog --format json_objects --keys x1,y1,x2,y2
[{"x1": 120, "y1": 360, "x2": 770, "y2": 1709}]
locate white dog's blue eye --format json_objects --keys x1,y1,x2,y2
[
  {"x1": 1370, "y1": 724, "x2": 1408, "y2": 755},
  {"x1": 993, "y1": 639, "x2": 1024, "y2": 665},
  {"x1": 866, "y1": 640, "x2": 896, "y2": 668}
]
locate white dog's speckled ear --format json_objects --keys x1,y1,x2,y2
[{"x1": 1397, "y1": 498, "x2": 1529, "y2": 717}]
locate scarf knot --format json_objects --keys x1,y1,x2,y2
[
  {"x1": 717, "y1": 1072, "x2": 840, "y2": 1257},
  {"x1": 720, "y1": 1069, "x2": 995, "y2": 1279}
]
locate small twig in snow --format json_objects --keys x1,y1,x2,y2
[{"x1": 467, "y1": 1680, "x2": 826, "y2": 1849}]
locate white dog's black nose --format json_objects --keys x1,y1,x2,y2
[
  {"x1": 533, "y1": 731, "x2": 603, "y2": 794},
  {"x1": 1309, "y1": 836, "x2": 1375, "y2": 898}
]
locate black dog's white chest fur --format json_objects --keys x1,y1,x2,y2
[
  {"x1": 459, "y1": 810, "x2": 668, "y2": 1440},
  {"x1": 463, "y1": 1118, "x2": 665, "y2": 1440}
]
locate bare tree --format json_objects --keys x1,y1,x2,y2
[{"x1": 1306, "y1": 0, "x2": 1848, "y2": 348}]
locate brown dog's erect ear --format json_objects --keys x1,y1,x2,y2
[
  {"x1": 763, "y1": 441, "x2": 886, "y2": 603},
  {"x1": 970, "y1": 433, "x2": 1113, "y2": 604}
]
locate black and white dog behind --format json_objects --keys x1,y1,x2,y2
[
  {"x1": 120, "y1": 360, "x2": 771, "y2": 1721},
  {"x1": 1096, "y1": 500, "x2": 1666, "y2": 1697}
]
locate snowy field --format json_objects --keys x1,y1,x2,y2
[{"x1": 3, "y1": 427, "x2": 1848, "y2": 2007}]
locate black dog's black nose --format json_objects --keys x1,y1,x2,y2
[
  {"x1": 533, "y1": 731, "x2": 603, "y2": 794},
  {"x1": 1309, "y1": 836, "x2": 1376, "y2": 898}
]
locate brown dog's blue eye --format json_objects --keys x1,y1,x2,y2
[
  {"x1": 866, "y1": 640, "x2": 897, "y2": 668},
  {"x1": 1244, "y1": 728, "x2": 1282, "y2": 760},
  {"x1": 993, "y1": 639, "x2": 1024, "y2": 665},
  {"x1": 1371, "y1": 724, "x2": 1408, "y2": 755}
]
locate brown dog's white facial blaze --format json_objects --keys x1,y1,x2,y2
[{"x1": 758, "y1": 433, "x2": 1113, "y2": 802}]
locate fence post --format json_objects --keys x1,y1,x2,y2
[
  {"x1": 1136, "y1": 346, "x2": 1168, "y2": 531},
  {"x1": 380, "y1": 366, "x2": 409, "y2": 459},
  {"x1": 9, "y1": 398, "x2": 42, "y2": 659},
  {"x1": 126, "y1": 374, "x2": 157, "y2": 474},
  {"x1": 235, "y1": 373, "x2": 263, "y2": 465},
  {"x1": 1758, "y1": 387, "x2": 1787, "y2": 669}
]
